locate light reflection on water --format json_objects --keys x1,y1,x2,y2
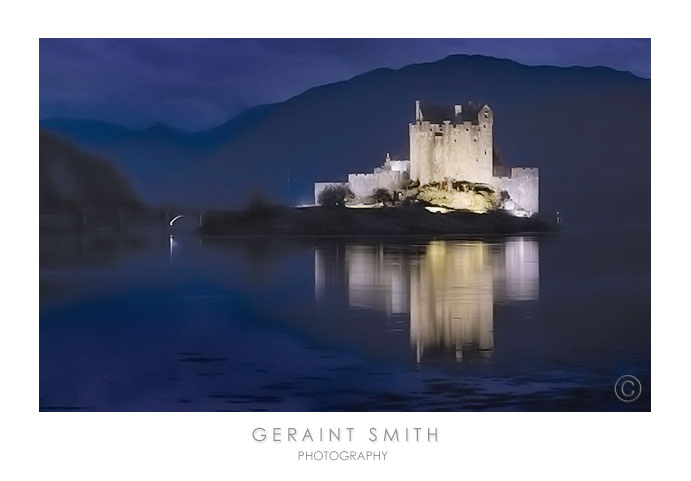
[
  {"x1": 315, "y1": 238, "x2": 538, "y2": 363},
  {"x1": 39, "y1": 228, "x2": 650, "y2": 411}
]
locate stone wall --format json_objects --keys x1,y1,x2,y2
[
  {"x1": 491, "y1": 168, "x2": 539, "y2": 213},
  {"x1": 348, "y1": 170, "x2": 409, "y2": 200}
]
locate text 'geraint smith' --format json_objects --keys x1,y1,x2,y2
[{"x1": 252, "y1": 427, "x2": 438, "y2": 443}]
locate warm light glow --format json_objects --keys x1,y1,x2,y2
[
  {"x1": 507, "y1": 209, "x2": 532, "y2": 218},
  {"x1": 424, "y1": 206, "x2": 454, "y2": 214},
  {"x1": 314, "y1": 237, "x2": 539, "y2": 363},
  {"x1": 345, "y1": 203, "x2": 383, "y2": 209}
]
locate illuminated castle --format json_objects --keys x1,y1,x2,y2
[{"x1": 315, "y1": 100, "x2": 539, "y2": 214}]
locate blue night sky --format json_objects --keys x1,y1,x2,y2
[{"x1": 39, "y1": 38, "x2": 650, "y2": 131}]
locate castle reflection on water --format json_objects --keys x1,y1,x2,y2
[{"x1": 314, "y1": 237, "x2": 539, "y2": 363}]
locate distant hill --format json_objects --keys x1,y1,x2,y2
[
  {"x1": 40, "y1": 54, "x2": 650, "y2": 224},
  {"x1": 40, "y1": 104, "x2": 273, "y2": 205},
  {"x1": 40, "y1": 130, "x2": 142, "y2": 212}
]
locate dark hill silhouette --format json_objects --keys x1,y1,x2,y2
[
  {"x1": 40, "y1": 130, "x2": 142, "y2": 212},
  {"x1": 40, "y1": 54, "x2": 650, "y2": 224},
  {"x1": 40, "y1": 104, "x2": 274, "y2": 204}
]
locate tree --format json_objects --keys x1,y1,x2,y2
[
  {"x1": 372, "y1": 188, "x2": 393, "y2": 206},
  {"x1": 318, "y1": 185, "x2": 354, "y2": 208}
]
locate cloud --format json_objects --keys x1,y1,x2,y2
[{"x1": 39, "y1": 38, "x2": 650, "y2": 130}]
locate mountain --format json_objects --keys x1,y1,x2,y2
[
  {"x1": 40, "y1": 103, "x2": 275, "y2": 205},
  {"x1": 40, "y1": 130, "x2": 142, "y2": 211},
  {"x1": 40, "y1": 54, "x2": 650, "y2": 223}
]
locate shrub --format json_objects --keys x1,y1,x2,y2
[
  {"x1": 318, "y1": 185, "x2": 354, "y2": 208},
  {"x1": 451, "y1": 180, "x2": 471, "y2": 192},
  {"x1": 372, "y1": 188, "x2": 393, "y2": 205},
  {"x1": 471, "y1": 184, "x2": 494, "y2": 195}
]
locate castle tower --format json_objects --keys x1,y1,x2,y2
[{"x1": 409, "y1": 101, "x2": 494, "y2": 185}]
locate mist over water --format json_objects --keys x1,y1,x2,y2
[{"x1": 40, "y1": 227, "x2": 650, "y2": 411}]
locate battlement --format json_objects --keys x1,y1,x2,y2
[
  {"x1": 348, "y1": 173, "x2": 377, "y2": 181},
  {"x1": 410, "y1": 122, "x2": 486, "y2": 134}
]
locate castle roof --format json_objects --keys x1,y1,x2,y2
[
  {"x1": 419, "y1": 104, "x2": 456, "y2": 123},
  {"x1": 419, "y1": 101, "x2": 488, "y2": 124}
]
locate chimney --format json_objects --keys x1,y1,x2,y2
[
  {"x1": 454, "y1": 104, "x2": 462, "y2": 117},
  {"x1": 415, "y1": 100, "x2": 422, "y2": 122}
]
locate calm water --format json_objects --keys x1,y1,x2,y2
[{"x1": 40, "y1": 226, "x2": 650, "y2": 411}]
